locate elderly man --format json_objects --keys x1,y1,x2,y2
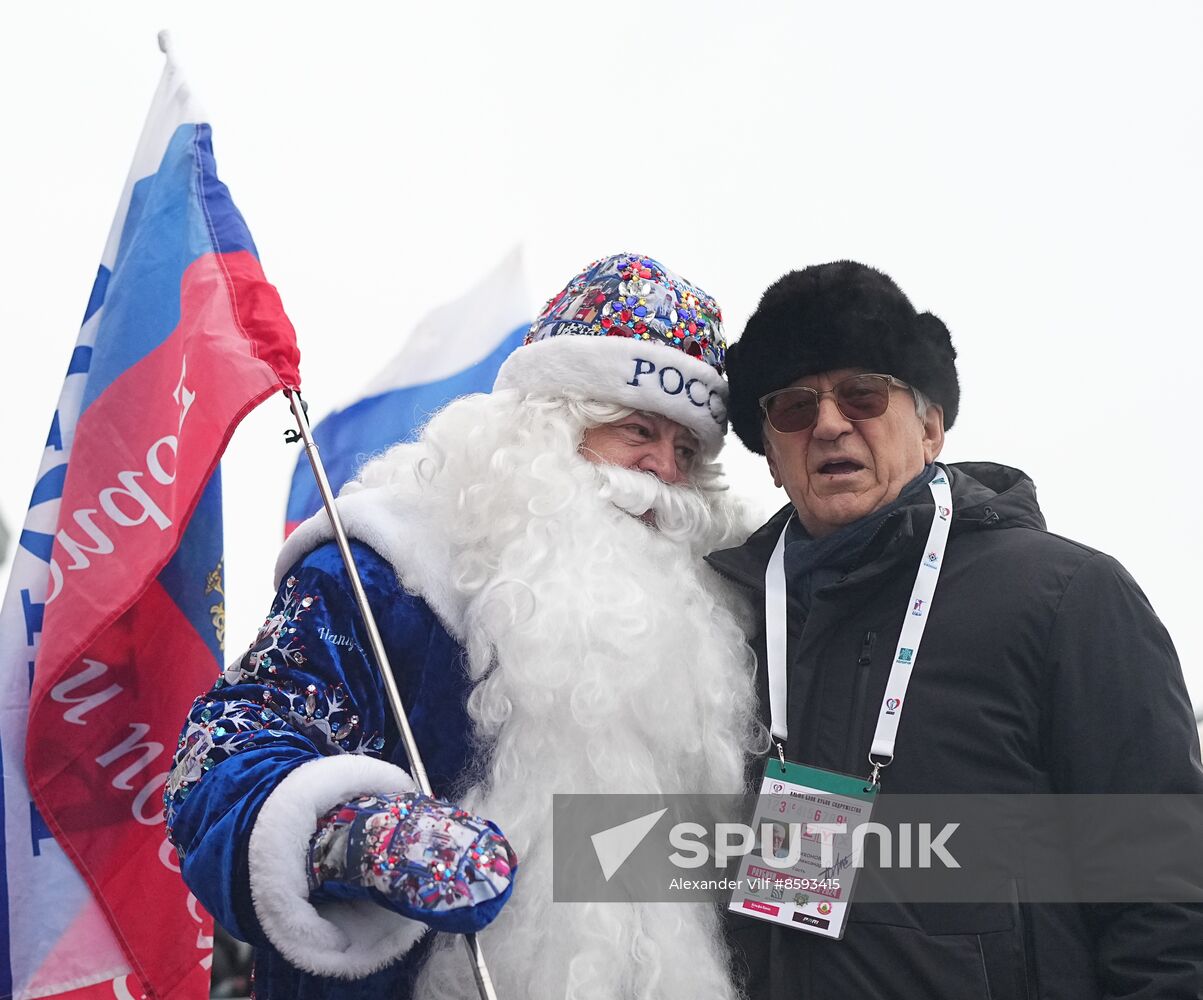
[
  {"x1": 164, "y1": 253, "x2": 764, "y2": 999},
  {"x1": 710, "y1": 261, "x2": 1203, "y2": 998}
]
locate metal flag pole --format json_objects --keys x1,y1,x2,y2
[{"x1": 285, "y1": 389, "x2": 500, "y2": 1000}]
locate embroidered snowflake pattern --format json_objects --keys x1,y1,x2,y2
[
  {"x1": 164, "y1": 576, "x2": 387, "y2": 842},
  {"x1": 165, "y1": 698, "x2": 284, "y2": 820},
  {"x1": 221, "y1": 575, "x2": 314, "y2": 687},
  {"x1": 263, "y1": 676, "x2": 382, "y2": 757}
]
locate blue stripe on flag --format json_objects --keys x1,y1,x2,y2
[
  {"x1": 46, "y1": 411, "x2": 63, "y2": 451},
  {"x1": 66, "y1": 346, "x2": 93, "y2": 376},
  {"x1": 285, "y1": 323, "x2": 527, "y2": 526},
  {"x1": 79, "y1": 123, "x2": 255, "y2": 417},
  {"x1": 82, "y1": 266, "x2": 110, "y2": 324},
  {"x1": 193, "y1": 124, "x2": 260, "y2": 257},
  {"x1": 80, "y1": 126, "x2": 197, "y2": 414},
  {"x1": 28, "y1": 802, "x2": 52, "y2": 858},
  {"x1": 19, "y1": 530, "x2": 54, "y2": 564},
  {"x1": 156, "y1": 470, "x2": 225, "y2": 664},
  {"x1": 29, "y1": 465, "x2": 67, "y2": 508},
  {"x1": 20, "y1": 589, "x2": 44, "y2": 648}
]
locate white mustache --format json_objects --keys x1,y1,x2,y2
[{"x1": 589, "y1": 462, "x2": 718, "y2": 544}]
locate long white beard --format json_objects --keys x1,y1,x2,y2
[{"x1": 354, "y1": 392, "x2": 765, "y2": 999}]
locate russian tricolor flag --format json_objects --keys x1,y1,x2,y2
[
  {"x1": 284, "y1": 248, "x2": 530, "y2": 535},
  {"x1": 0, "y1": 34, "x2": 299, "y2": 1000}
]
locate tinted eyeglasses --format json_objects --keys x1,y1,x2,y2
[{"x1": 759, "y1": 373, "x2": 912, "y2": 434}]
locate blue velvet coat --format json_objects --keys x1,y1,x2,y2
[{"x1": 166, "y1": 540, "x2": 476, "y2": 998}]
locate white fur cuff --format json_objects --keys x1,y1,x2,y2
[{"x1": 248, "y1": 753, "x2": 426, "y2": 978}]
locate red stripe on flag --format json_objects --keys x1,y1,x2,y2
[
  {"x1": 216, "y1": 247, "x2": 300, "y2": 391},
  {"x1": 26, "y1": 248, "x2": 297, "y2": 998},
  {"x1": 32, "y1": 250, "x2": 294, "y2": 695},
  {"x1": 28, "y1": 580, "x2": 218, "y2": 998}
]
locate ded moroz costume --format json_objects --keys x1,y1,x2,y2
[{"x1": 165, "y1": 254, "x2": 767, "y2": 999}]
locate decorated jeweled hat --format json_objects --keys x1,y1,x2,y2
[{"x1": 494, "y1": 253, "x2": 729, "y2": 455}]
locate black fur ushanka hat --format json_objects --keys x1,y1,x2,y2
[{"x1": 727, "y1": 261, "x2": 960, "y2": 454}]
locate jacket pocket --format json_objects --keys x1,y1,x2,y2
[
  {"x1": 815, "y1": 914, "x2": 1000, "y2": 999},
  {"x1": 974, "y1": 885, "x2": 1037, "y2": 1000}
]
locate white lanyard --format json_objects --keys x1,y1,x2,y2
[{"x1": 764, "y1": 469, "x2": 953, "y2": 777}]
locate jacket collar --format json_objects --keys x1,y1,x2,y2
[{"x1": 705, "y1": 462, "x2": 1044, "y2": 596}]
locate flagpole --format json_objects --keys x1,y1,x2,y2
[{"x1": 286, "y1": 389, "x2": 500, "y2": 1000}]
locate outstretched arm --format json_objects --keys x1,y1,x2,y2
[{"x1": 165, "y1": 539, "x2": 492, "y2": 979}]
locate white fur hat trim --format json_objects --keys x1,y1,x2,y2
[{"x1": 494, "y1": 335, "x2": 728, "y2": 455}]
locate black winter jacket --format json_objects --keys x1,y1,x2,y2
[{"x1": 707, "y1": 462, "x2": 1203, "y2": 1000}]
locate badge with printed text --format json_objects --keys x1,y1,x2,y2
[{"x1": 727, "y1": 758, "x2": 877, "y2": 940}]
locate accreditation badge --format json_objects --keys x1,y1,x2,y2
[{"x1": 727, "y1": 757, "x2": 877, "y2": 940}]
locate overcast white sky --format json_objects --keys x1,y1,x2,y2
[{"x1": 2, "y1": 3, "x2": 1201, "y2": 707}]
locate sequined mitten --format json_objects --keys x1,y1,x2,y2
[{"x1": 307, "y1": 792, "x2": 517, "y2": 933}]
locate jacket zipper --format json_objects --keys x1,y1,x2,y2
[
  {"x1": 844, "y1": 630, "x2": 877, "y2": 772},
  {"x1": 1010, "y1": 879, "x2": 1038, "y2": 999}
]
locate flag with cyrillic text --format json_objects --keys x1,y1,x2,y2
[
  {"x1": 284, "y1": 248, "x2": 529, "y2": 535},
  {"x1": 0, "y1": 36, "x2": 300, "y2": 1000}
]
